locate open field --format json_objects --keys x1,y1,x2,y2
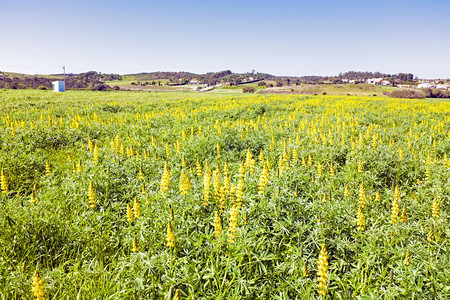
[
  {"x1": 260, "y1": 84, "x2": 394, "y2": 97},
  {"x1": 0, "y1": 90, "x2": 449, "y2": 299}
]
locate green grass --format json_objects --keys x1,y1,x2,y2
[{"x1": 0, "y1": 90, "x2": 448, "y2": 299}]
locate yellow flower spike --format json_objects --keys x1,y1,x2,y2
[
  {"x1": 357, "y1": 160, "x2": 363, "y2": 173},
  {"x1": 329, "y1": 162, "x2": 335, "y2": 177},
  {"x1": 179, "y1": 169, "x2": 192, "y2": 196},
  {"x1": 343, "y1": 184, "x2": 350, "y2": 197},
  {"x1": 87, "y1": 182, "x2": 96, "y2": 209},
  {"x1": 1, "y1": 168, "x2": 9, "y2": 194},
  {"x1": 165, "y1": 142, "x2": 170, "y2": 159},
  {"x1": 88, "y1": 138, "x2": 94, "y2": 152},
  {"x1": 126, "y1": 203, "x2": 134, "y2": 223},
  {"x1": 258, "y1": 149, "x2": 265, "y2": 164},
  {"x1": 45, "y1": 160, "x2": 51, "y2": 176},
  {"x1": 133, "y1": 197, "x2": 141, "y2": 219},
  {"x1": 30, "y1": 190, "x2": 37, "y2": 203},
  {"x1": 398, "y1": 147, "x2": 404, "y2": 161},
  {"x1": 302, "y1": 261, "x2": 309, "y2": 277},
  {"x1": 432, "y1": 197, "x2": 440, "y2": 218},
  {"x1": 357, "y1": 205, "x2": 365, "y2": 231},
  {"x1": 31, "y1": 269, "x2": 46, "y2": 300},
  {"x1": 93, "y1": 143, "x2": 99, "y2": 165},
  {"x1": 391, "y1": 186, "x2": 400, "y2": 225},
  {"x1": 203, "y1": 169, "x2": 211, "y2": 207},
  {"x1": 400, "y1": 206, "x2": 407, "y2": 223},
  {"x1": 427, "y1": 223, "x2": 434, "y2": 243},
  {"x1": 160, "y1": 162, "x2": 171, "y2": 193},
  {"x1": 76, "y1": 160, "x2": 83, "y2": 173},
  {"x1": 258, "y1": 163, "x2": 270, "y2": 195},
  {"x1": 173, "y1": 289, "x2": 181, "y2": 300},
  {"x1": 301, "y1": 157, "x2": 306, "y2": 167},
  {"x1": 404, "y1": 249, "x2": 411, "y2": 266},
  {"x1": 216, "y1": 143, "x2": 221, "y2": 159},
  {"x1": 213, "y1": 211, "x2": 222, "y2": 242},
  {"x1": 317, "y1": 244, "x2": 329, "y2": 296},
  {"x1": 141, "y1": 182, "x2": 147, "y2": 195},
  {"x1": 131, "y1": 237, "x2": 139, "y2": 253},
  {"x1": 375, "y1": 190, "x2": 381, "y2": 202},
  {"x1": 358, "y1": 183, "x2": 366, "y2": 209},
  {"x1": 138, "y1": 166, "x2": 145, "y2": 181},
  {"x1": 166, "y1": 221, "x2": 176, "y2": 248},
  {"x1": 169, "y1": 205, "x2": 175, "y2": 221},
  {"x1": 317, "y1": 162, "x2": 323, "y2": 176},
  {"x1": 196, "y1": 157, "x2": 202, "y2": 178},
  {"x1": 227, "y1": 204, "x2": 239, "y2": 244}
]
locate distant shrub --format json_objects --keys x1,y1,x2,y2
[
  {"x1": 267, "y1": 83, "x2": 274, "y2": 87},
  {"x1": 113, "y1": 86, "x2": 120, "y2": 91},
  {"x1": 258, "y1": 81, "x2": 266, "y2": 87},
  {"x1": 276, "y1": 81, "x2": 283, "y2": 87},
  {"x1": 243, "y1": 87, "x2": 255, "y2": 93},
  {"x1": 322, "y1": 92, "x2": 327, "y2": 95},
  {"x1": 423, "y1": 88, "x2": 450, "y2": 98},
  {"x1": 386, "y1": 89, "x2": 425, "y2": 99},
  {"x1": 37, "y1": 85, "x2": 48, "y2": 90},
  {"x1": 387, "y1": 88, "x2": 450, "y2": 99}
]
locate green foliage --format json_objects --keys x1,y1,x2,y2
[{"x1": 0, "y1": 90, "x2": 448, "y2": 299}]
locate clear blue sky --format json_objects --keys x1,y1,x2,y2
[{"x1": 1, "y1": 0, "x2": 449, "y2": 78}]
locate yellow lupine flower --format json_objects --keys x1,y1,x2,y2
[
  {"x1": 391, "y1": 186, "x2": 400, "y2": 225},
  {"x1": 1, "y1": 168, "x2": 9, "y2": 194},
  {"x1": 138, "y1": 166, "x2": 145, "y2": 181},
  {"x1": 357, "y1": 205, "x2": 365, "y2": 231},
  {"x1": 45, "y1": 160, "x2": 51, "y2": 176},
  {"x1": 179, "y1": 169, "x2": 192, "y2": 196},
  {"x1": 160, "y1": 161, "x2": 171, "y2": 193},
  {"x1": 227, "y1": 204, "x2": 239, "y2": 244},
  {"x1": 400, "y1": 206, "x2": 407, "y2": 223},
  {"x1": 173, "y1": 289, "x2": 181, "y2": 300},
  {"x1": 213, "y1": 211, "x2": 222, "y2": 242},
  {"x1": 30, "y1": 190, "x2": 37, "y2": 203},
  {"x1": 432, "y1": 197, "x2": 440, "y2": 218},
  {"x1": 317, "y1": 244, "x2": 329, "y2": 296},
  {"x1": 133, "y1": 197, "x2": 141, "y2": 219},
  {"x1": 126, "y1": 203, "x2": 134, "y2": 223},
  {"x1": 427, "y1": 223, "x2": 434, "y2": 243},
  {"x1": 31, "y1": 270, "x2": 45, "y2": 300},
  {"x1": 166, "y1": 221, "x2": 176, "y2": 248},
  {"x1": 404, "y1": 249, "x2": 411, "y2": 266},
  {"x1": 88, "y1": 182, "x2": 96, "y2": 209},
  {"x1": 358, "y1": 183, "x2": 366, "y2": 209}
]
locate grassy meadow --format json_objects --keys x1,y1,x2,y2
[{"x1": 0, "y1": 89, "x2": 449, "y2": 299}]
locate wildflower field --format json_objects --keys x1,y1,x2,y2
[{"x1": 0, "y1": 90, "x2": 448, "y2": 299}]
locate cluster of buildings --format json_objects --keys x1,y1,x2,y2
[
  {"x1": 342, "y1": 78, "x2": 450, "y2": 90},
  {"x1": 416, "y1": 82, "x2": 450, "y2": 90},
  {"x1": 341, "y1": 78, "x2": 391, "y2": 85}
]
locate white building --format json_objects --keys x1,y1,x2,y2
[
  {"x1": 417, "y1": 83, "x2": 436, "y2": 89},
  {"x1": 366, "y1": 78, "x2": 384, "y2": 84},
  {"x1": 436, "y1": 84, "x2": 450, "y2": 90},
  {"x1": 52, "y1": 81, "x2": 65, "y2": 92}
]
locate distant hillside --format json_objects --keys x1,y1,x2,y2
[
  {"x1": 124, "y1": 70, "x2": 275, "y2": 86},
  {"x1": 0, "y1": 71, "x2": 120, "y2": 90}
]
